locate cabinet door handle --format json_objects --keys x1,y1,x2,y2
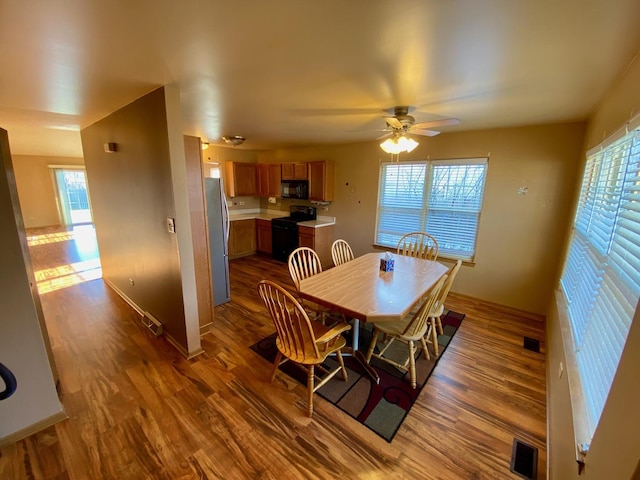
[{"x1": 0, "y1": 362, "x2": 17, "y2": 400}]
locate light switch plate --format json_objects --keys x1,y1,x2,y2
[{"x1": 167, "y1": 217, "x2": 176, "y2": 233}]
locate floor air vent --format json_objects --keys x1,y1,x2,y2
[
  {"x1": 142, "y1": 311, "x2": 164, "y2": 336},
  {"x1": 510, "y1": 438, "x2": 538, "y2": 479},
  {"x1": 523, "y1": 337, "x2": 540, "y2": 353}
]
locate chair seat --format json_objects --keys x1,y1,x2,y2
[
  {"x1": 372, "y1": 318, "x2": 419, "y2": 340},
  {"x1": 429, "y1": 302, "x2": 444, "y2": 319},
  {"x1": 275, "y1": 322, "x2": 347, "y2": 365}
]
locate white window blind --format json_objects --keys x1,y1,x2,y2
[
  {"x1": 560, "y1": 127, "x2": 640, "y2": 438},
  {"x1": 375, "y1": 158, "x2": 487, "y2": 261}
]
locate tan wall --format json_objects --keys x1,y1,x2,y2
[
  {"x1": 80, "y1": 87, "x2": 191, "y2": 351},
  {"x1": 12, "y1": 155, "x2": 84, "y2": 228},
  {"x1": 546, "y1": 53, "x2": 640, "y2": 479},
  {"x1": 258, "y1": 122, "x2": 586, "y2": 315}
]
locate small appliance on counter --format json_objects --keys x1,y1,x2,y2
[{"x1": 271, "y1": 205, "x2": 317, "y2": 262}]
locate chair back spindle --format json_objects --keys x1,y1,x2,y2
[
  {"x1": 288, "y1": 247, "x2": 323, "y2": 292},
  {"x1": 401, "y1": 274, "x2": 447, "y2": 339},
  {"x1": 397, "y1": 232, "x2": 439, "y2": 261},
  {"x1": 331, "y1": 239, "x2": 354, "y2": 267}
]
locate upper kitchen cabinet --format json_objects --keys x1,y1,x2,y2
[
  {"x1": 308, "y1": 161, "x2": 335, "y2": 202},
  {"x1": 281, "y1": 163, "x2": 308, "y2": 180},
  {"x1": 225, "y1": 162, "x2": 257, "y2": 197},
  {"x1": 257, "y1": 163, "x2": 282, "y2": 197}
]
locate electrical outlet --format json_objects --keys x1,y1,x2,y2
[
  {"x1": 239, "y1": 201, "x2": 245, "y2": 206},
  {"x1": 129, "y1": 278, "x2": 135, "y2": 286}
]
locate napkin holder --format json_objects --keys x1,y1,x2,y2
[{"x1": 380, "y1": 257, "x2": 394, "y2": 272}]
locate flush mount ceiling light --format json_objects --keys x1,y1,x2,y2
[
  {"x1": 222, "y1": 135, "x2": 246, "y2": 147},
  {"x1": 380, "y1": 134, "x2": 419, "y2": 154}
]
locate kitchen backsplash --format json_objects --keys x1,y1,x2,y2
[
  {"x1": 227, "y1": 196, "x2": 260, "y2": 210},
  {"x1": 258, "y1": 197, "x2": 330, "y2": 213}
]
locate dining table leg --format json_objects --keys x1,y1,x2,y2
[
  {"x1": 347, "y1": 318, "x2": 380, "y2": 384},
  {"x1": 352, "y1": 318, "x2": 360, "y2": 351}
]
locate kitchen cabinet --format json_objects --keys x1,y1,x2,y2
[
  {"x1": 256, "y1": 219, "x2": 272, "y2": 254},
  {"x1": 225, "y1": 162, "x2": 257, "y2": 197},
  {"x1": 281, "y1": 163, "x2": 308, "y2": 180},
  {"x1": 298, "y1": 224, "x2": 334, "y2": 268},
  {"x1": 257, "y1": 163, "x2": 282, "y2": 197},
  {"x1": 308, "y1": 161, "x2": 335, "y2": 202},
  {"x1": 228, "y1": 219, "x2": 256, "y2": 259}
]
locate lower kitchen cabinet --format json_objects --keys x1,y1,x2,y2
[
  {"x1": 298, "y1": 224, "x2": 334, "y2": 268},
  {"x1": 228, "y1": 219, "x2": 256, "y2": 259},
  {"x1": 256, "y1": 219, "x2": 272, "y2": 254}
]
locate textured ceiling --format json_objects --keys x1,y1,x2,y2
[{"x1": 2, "y1": 0, "x2": 640, "y2": 157}]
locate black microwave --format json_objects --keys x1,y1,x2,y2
[{"x1": 281, "y1": 180, "x2": 309, "y2": 199}]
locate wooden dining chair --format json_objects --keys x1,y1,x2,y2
[
  {"x1": 288, "y1": 247, "x2": 323, "y2": 291},
  {"x1": 365, "y1": 274, "x2": 447, "y2": 389},
  {"x1": 257, "y1": 280, "x2": 351, "y2": 417},
  {"x1": 288, "y1": 246, "x2": 338, "y2": 323},
  {"x1": 427, "y1": 260, "x2": 462, "y2": 356},
  {"x1": 396, "y1": 232, "x2": 439, "y2": 261},
  {"x1": 288, "y1": 246, "x2": 328, "y2": 322},
  {"x1": 331, "y1": 239, "x2": 354, "y2": 267}
]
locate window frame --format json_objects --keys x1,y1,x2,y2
[
  {"x1": 373, "y1": 157, "x2": 488, "y2": 262},
  {"x1": 558, "y1": 119, "x2": 640, "y2": 459}
]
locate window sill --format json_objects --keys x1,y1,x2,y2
[
  {"x1": 371, "y1": 243, "x2": 476, "y2": 267},
  {"x1": 554, "y1": 288, "x2": 592, "y2": 468}
]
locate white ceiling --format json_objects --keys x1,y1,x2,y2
[{"x1": 2, "y1": 1, "x2": 640, "y2": 157}]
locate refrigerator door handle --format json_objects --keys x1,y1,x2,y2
[{"x1": 220, "y1": 178, "x2": 230, "y2": 252}]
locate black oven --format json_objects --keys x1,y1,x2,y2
[
  {"x1": 281, "y1": 180, "x2": 309, "y2": 199},
  {"x1": 271, "y1": 205, "x2": 316, "y2": 262}
]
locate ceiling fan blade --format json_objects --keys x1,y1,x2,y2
[
  {"x1": 346, "y1": 127, "x2": 391, "y2": 133},
  {"x1": 412, "y1": 129, "x2": 441, "y2": 137},
  {"x1": 385, "y1": 117, "x2": 403, "y2": 129},
  {"x1": 413, "y1": 118, "x2": 460, "y2": 129},
  {"x1": 288, "y1": 107, "x2": 386, "y2": 116}
]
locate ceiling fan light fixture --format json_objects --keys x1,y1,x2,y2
[
  {"x1": 380, "y1": 135, "x2": 418, "y2": 154},
  {"x1": 222, "y1": 135, "x2": 246, "y2": 146}
]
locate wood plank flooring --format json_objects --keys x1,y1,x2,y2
[{"x1": 0, "y1": 226, "x2": 547, "y2": 479}]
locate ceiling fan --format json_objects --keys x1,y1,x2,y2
[
  {"x1": 375, "y1": 106, "x2": 460, "y2": 154},
  {"x1": 378, "y1": 106, "x2": 460, "y2": 140}
]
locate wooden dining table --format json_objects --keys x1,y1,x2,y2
[{"x1": 298, "y1": 252, "x2": 449, "y2": 382}]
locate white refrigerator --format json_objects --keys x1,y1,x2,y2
[{"x1": 204, "y1": 177, "x2": 231, "y2": 306}]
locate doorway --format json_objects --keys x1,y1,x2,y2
[{"x1": 53, "y1": 168, "x2": 93, "y2": 226}]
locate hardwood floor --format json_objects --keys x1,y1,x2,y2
[{"x1": 0, "y1": 226, "x2": 547, "y2": 479}]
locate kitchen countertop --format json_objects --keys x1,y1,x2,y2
[{"x1": 228, "y1": 209, "x2": 335, "y2": 227}]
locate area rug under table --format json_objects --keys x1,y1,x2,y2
[{"x1": 250, "y1": 310, "x2": 464, "y2": 442}]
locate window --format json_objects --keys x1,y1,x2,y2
[
  {"x1": 50, "y1": 167, "x2": 92, "y2": 226},
  {"x1": 560, "y1": 126, "x2": 640, "y2": 442},
  {"x1": 375, "y1": 158, "x2": 488, "y2": 261},
  {"x1": 204, "y1": 161, "x2": 221, "y2": 178}
]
